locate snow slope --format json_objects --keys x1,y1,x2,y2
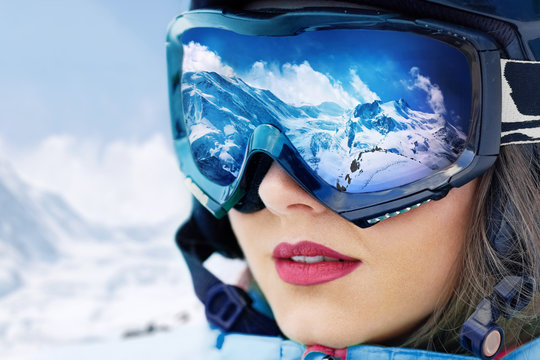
[{"x1": 0, "y1": 158, "x2": 209, "y2": 359}]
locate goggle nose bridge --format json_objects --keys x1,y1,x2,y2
[
  {"x1": 242, "y1": 123, "x2": 318, "y2": 190},
  {"x1": 239, "y1": 123, "x2": 333, "y2": 206},
  {"x1": 247, "y1": 123, "x2": 291, "y2": 160}
]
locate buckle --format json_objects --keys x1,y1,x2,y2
[
  {"x1": 205, "y1": 283, "x2": 252, "y2": 331},
  {"x1": 493, "y1": 275, "x2": 535, "y2": 318},
  {"x1": 460, "y1": 299, "x2": 504, "y2": 359}
]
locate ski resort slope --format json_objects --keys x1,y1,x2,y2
[{"x1": 0, "y1": 158, "x2": 211, "y2": 359}]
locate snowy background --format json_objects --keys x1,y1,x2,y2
[{"x1": 0, "y1": 1, "x2": 232, "y2": 358}]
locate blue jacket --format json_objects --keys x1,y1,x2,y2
[{"x1": 181, "y1": 323, "x2": 540, "y2": 360}]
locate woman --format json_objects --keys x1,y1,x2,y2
[{"x1": 167, "y1": 0, "x2": 540, "y2": 358}]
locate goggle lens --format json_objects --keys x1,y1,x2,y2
[{"x1": 180, "y1": 27, "x2": 472, "y2": 192}]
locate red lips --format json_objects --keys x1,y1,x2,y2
[{"x1": 272, "y1": 241, "x2": 361, "y2": 285}]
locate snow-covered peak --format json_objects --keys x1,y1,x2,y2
[
  {"x1": 182, "y1": 70, "x2": 467, "y2": 193},
  {"x1": 353, "y1": 99, "x2": 383, "y2": 119},
  {"x1": 394, "y1": 98, "x2": 412, "y2": 117},
  {"x1": 0, "y1": 160, "x2": 59, "y2": 263}
]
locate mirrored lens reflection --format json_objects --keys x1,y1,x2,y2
[{"x1": 180, "y1": 27, "x2": 472, "y2": 192}]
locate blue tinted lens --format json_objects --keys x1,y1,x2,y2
[{"x1": 180, "y1": 28, "x2": 471, "y2": 192}]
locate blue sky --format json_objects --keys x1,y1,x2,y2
[
  {"x1": 0, "y1": 1, "x2": 191, "y2": 227},
  {"x1": 182, "y1": 27, "x2": 472, "y2": 129},
  {"x1": 0, "y1": 0, "x2": 188, "y2": 146}
]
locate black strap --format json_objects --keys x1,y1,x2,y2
[
  {"x1": 175, "y1": 213, "x2": 282, "y2": 336},
  {"x1": 501, "y1": 59, "x2": 540, "y2": 146}
]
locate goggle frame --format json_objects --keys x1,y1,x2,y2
[{"x1": 166, "y1": 8, "x2": 503, "y2": 227}]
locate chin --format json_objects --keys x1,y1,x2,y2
[
  {"x1": 283, "y1": 326, "x2": 367, "y2": 349},
  {"x1": 273, "y1": 308, "x2": 371, "y2": 349},
  {"x1": 272, "y1": 301, "x2": 418, "y2": 349}
]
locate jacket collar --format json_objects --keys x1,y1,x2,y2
[{"x1": 213, "y1": 328, "x2": 540, "y2": 360}]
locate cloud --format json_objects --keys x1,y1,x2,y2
[
  {"x1": 182, "y1": 41, "x2": 235, "y2": 77},
  {"x1": 350, "y1": 69, "x2": 380, "y2": 104},
  {"x1": 182, "y1": 41, "x2": 363, "y2": 108},
  {"x1": 5, "y1": 134, "x2": 191, "y2": 227},
  {"x1": 243, "y1": 60, "x2": 360, "y2": 108},
  {"x1": 407, "y1": 67, "x2": 446, "y2": 115}
]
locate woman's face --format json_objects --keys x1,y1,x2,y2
[{"x1": 229, "y1": 162, "x2": 477, "y2": 348}]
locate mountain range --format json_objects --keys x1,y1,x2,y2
[{"x1": 181, "y1": 71, "x2": 466, "y2": 192}]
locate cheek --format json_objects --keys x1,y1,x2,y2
[
  {"x1": 228, "y1": 210, "x2": 276, "y2": 278},
  {"x1": 371, "y1": 232, "x2": 461, "y2": 310},
  {"x1": 365, "y1": 183, "x2": 475, "y2": 310}
]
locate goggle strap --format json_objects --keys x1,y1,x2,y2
[{"x1": 501, "y1": 59, "x2": 540, "y2": 146}]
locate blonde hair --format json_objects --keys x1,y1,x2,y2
[{"x1": 402, "y1": 145, "x2": 540, "y2": 353}]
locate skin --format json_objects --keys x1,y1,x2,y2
[{"x1": 229, "y1": 162, "x2": 478, "y2": 348}]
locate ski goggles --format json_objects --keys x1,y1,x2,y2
[{"x1": 166, "y1": 8, "x2": 540, "y2": 227}]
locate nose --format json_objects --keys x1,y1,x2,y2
[{"x1": 258, "y1": 162, "x2": 327, "y2": 217}]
